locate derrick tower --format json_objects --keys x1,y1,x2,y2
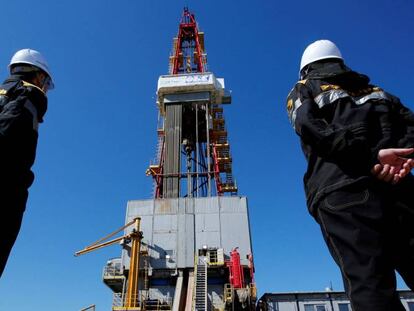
[
  {"x1": 99, "y1": 9, "x2": 256, "y2": 311},
  {"x1": 147, "y1": 7, "x2": 237, "y2": 198}
]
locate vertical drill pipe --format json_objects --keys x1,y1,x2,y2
[
  {"x1": 195, "y1": 103, "x2": 199, "y2": 197},
  {"x1": 187, "y1": 150, "x2": 192, "y2": 197},
  {"x1": 206, "y1": 103, "x2": 211, "y2": 196}
]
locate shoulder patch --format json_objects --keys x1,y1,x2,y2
[
  {"x1": 0, "y1": 89, "x2": 7, "y2": 96},
  {"x1": 287, "y1": 98, "x2": 294, "y2": 112},
  {"x1": 298, "y1": 79, "x2": 307, "y2": 85},
  {"x1": 22, "y1": 81, "x2": 45, "y2": 95},
  {"x1": 320, "y1": 84, "x2": 341, "y2": 91}
]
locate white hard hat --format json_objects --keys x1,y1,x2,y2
[
  {"x1": 9, "y1": 49, "x2": 54, "y2": 89},
  {"x1": 300, "y1": 40, "x2": 343, "y2": 72}
]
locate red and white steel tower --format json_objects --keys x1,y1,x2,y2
[
  {"x1": 147, "y1": 8, "x2": 238, "y2": 198},
  {"x1": 78, "y1": 8, "x2": 256, "y2": 311}
]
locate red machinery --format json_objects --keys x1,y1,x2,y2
[{"x1": 227, "y1": 248, "x2": 245, "y2": 289}]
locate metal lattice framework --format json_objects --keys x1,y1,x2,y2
[
  {"x1": 147, "y1": 8, "x2": 237, "y2": 198},
  {"x1": 171, "y1": 8, "x2": 206, "y2": 75}
]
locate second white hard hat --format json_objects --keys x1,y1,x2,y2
[
  {"x1": 300, "y1": 40, "x2": 343, "y2": 72},
  {"x1": 9, "y1": 48, "x2": 54, "y2": 89}
]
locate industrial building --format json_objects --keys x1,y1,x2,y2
[
  {"x1": 77, "y1": 8, "x2": 256, "y2": 311},
  {"x1": 258, "y1": 290, "x2": 414, "y2": 311}
]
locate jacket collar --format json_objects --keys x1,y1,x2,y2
[{"x1": 304, "y1": 61, "x2": 371, "y2": 90}]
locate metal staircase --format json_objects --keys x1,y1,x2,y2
[
  {"x1": 146, "y1": 126, "x2": 165, "y2": 198},
  {"x1": 193, "y1": 256, "x2": 208, "y2": 311},
  {"x1": 210, "y1": 105, "x2": 237, "y2": 195}
]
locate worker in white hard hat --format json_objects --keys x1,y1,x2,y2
[
  {"x1": 287, "y1": 40, "x2": 414, "y2": 311},
  {"x1": 0, "y1": 48, "x2": 54, "y2": 277}
]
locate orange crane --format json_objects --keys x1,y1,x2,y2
[{"x1": 75, "y1": 217, "x2": 143, "y2": 311}]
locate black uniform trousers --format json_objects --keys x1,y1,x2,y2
[
  {"x1": 0, "y1": 187, "x2": 28, "y2": 277},
  {"x1": 314, "y1": 178, "x2": 414, "y2": 311}
]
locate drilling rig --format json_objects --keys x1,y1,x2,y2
[{"x1": 85, "y1": 8, "x2": 257, "y2": 311}]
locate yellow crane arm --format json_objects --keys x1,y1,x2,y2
[
  {"x1": 75, "y1": 235, "x2": 127, "y2": 257},
  {"x1": 74, "y1": 217, "x2": 139, "y2": 257}
]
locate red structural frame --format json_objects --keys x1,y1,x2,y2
[{"x1": 172, "y1": 8, "x2": 205, "y2": 74}]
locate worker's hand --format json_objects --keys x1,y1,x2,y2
[
  {"x1": 371, "y1": 164, "x2": 400, "y2": 184},
  {"x1": 372, "y1": 148, "x2": 414, "y2": 183}
]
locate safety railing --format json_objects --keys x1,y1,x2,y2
[
  {"x1": 144, "y1": 298, "x2": 173, "y2": 311},
  {"x1": 208, "y1": 250, "x2": 218, "y2": 265},
  {"x1": 103, "y1": 264, "x2": 123, "y2": 278},
  {"x1": 112, "y1": 293, "x2": 141, "y2": 309},
  {"x1": 112, "y1": 294, "x2": 173, "y2": 311},
  {"x1": 224, "y1": 284, "x2": 233, "y2": 305}
]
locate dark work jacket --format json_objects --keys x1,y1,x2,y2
[
  {"x1": 286, "y1": 62, "x2": 414, "y2": 215},
  {"x1": 0, "y1": 75, "x2": 47, "y2": 190}
]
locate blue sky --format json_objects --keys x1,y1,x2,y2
[{"x1": 0, "y1": 0, "x2": 413, "y2": 310}]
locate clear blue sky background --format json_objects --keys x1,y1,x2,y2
[{"x1": 0, "y1": 0, "x2": 412, "y2": 310}]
